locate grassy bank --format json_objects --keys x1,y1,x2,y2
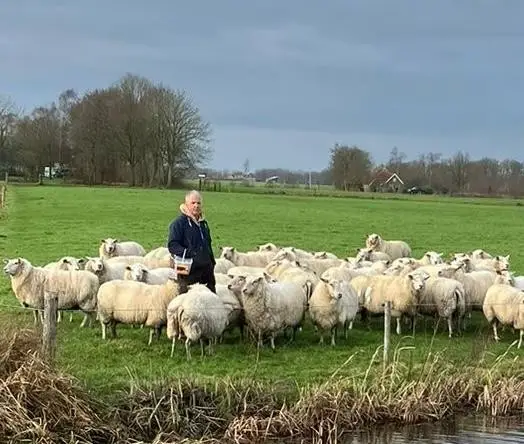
[{"x1": 0, "y1": 184, "x2": 523, "y2": 440}]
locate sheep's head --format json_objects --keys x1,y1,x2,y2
[
  {"x1": 407, "y1": 271, "x2": 429, "y2": 294},
  {"x1": 424, "y1": 251, "x2": 444, "y2": 265},
  {"x1": 355, "y1": 247, "x2": 372, "y2": 262},
  {"x1": 273, "y1": 248, "x2": 295, "y2": 262},
  {"x1": 265, "y1": 260, "x2": 282, "y2": 275},
  {"x1": 320, "y1": 277, "x2": 348, "y2": 301},
  {"x1": 450, "y1": 256, "x2": 470, "y2": 271},
  {"x1": 495, "y1": 269, "x2": 514, "y2": 285},
  {"x1": 470, "y1": 249, "x2": 492, "y2": 260},
  {"x1": 365, "y1": 233, "x2": 381, "y2": 249},
  {"x1": 3, "y1": 258, "x2": 25, "y2": 276},
  {"x1": 86, "y1": 257, "x2": 105, "y2": 274},
  {"x1": 258, "y1": 243, "x2": 279, "y2": 252},
  {"x1": 126, "y1": 263, "x2": 148, "y2": 282},
  {"x1": 227, "y1": 275, "x2": 247, "y2": 294},
  {"x1": 313, "y1": 251, "x2": 330, "y2": 259},
  {"x1": 58, "y1": 256, "x2": 82, "y2": 271},
  {"x1": 494, "y1": 255, "x2": 510, "y2": 272},
  {"x1": 101, "y1": 238, "x2": 118, "y2": 254},
  {"x1": 220, "y1": 246, "x2": 236, "y2": 261},
  {"x1": 242, "y1": 274, "x2": 265, "y2": 298}
]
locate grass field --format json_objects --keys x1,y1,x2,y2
[{"x1": 1, "y1": 184, "x2": 523, "y2": 402}]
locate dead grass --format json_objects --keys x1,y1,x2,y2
[{"x1": 0, "y1": 323, "x2": 522, "y2": 443}]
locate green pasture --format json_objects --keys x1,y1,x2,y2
[{"x1": 0, "y1": 184, "x2": 523, "y2": 398}]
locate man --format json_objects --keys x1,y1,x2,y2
[{"x1": 167, "y1": 190, "x2": 216, "y2": 294}]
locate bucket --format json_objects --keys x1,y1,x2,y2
[{"x1": 173, "y1": 253, "x2": 193, "y2": 276}]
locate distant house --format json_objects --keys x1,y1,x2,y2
[{"x1": 365, "y1": 168, "x2": 405, "y2": 193}]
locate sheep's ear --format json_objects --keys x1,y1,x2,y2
[
  {"x1": 101, "y1": 239, "x2": 106, "y2": 243},
  {"x1": 424, "y1": 252, "x2": 430, "y2": 257},
  {"x1": 62, "y1": 258, "x2": 70, "y2": 264},
  {"x1": 505, "y1": 254, "x2": 510, "y2": 261},
  {"x1": 142, "y1": 268, "x2": 148, "y2": 274},
  {"x1": 3, "y1": 258, "x2": 8, "y2": 264},
  {"x1": 125, "y1": 265, "x2": 131, "y2": 271},
  {"x1": 496, "y1": 270, "x2": 502, "y2": 275},
  {"x1": 77, "y1": 258, "x2": 86, "y2": 264},
  {"x1": 114, "y1": 239, "x2": 119, "y2": 243},
  {"x1": 438, "y1": 252, "x2": 444, "y2": 257},
  {"x1": 320, "y1": 276, "x2": 329, "y2": 284},
  {"x1": 407, "y1": 274, "x2": 414, "y2": 280}
]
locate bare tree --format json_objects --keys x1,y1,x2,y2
[
  {"x1": 448, "y1": 151, "x2": 470, "y2": 192},
  {"x1": 329, "y1": 144, "x2": 372, "y2": 190}
]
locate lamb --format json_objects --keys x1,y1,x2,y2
[
  {"x1": 123, "y1": 263, "x2": 175, "y2": 285},
  {"x1": 483, "y1": 280, "x2": 524, "y2": 348},
  {"x1": 360, "y1": 272, "x2": 429, "y2": 335},
  {"x1": 99, "y1": 237, "x2": 146, "y2": 259},
  {"x1": 3, "y1": 257, "x2": 47, "y2": 324},
  {"x1": 44, "y1": 268, "x2": 100, "y2": 327},
  {"x1": 308, "y1": 277, "x2": 359, "y2": 346},
  {"x1": 96, "y1": 275, "x2": 180, "y2": 344},
  {"x1": 240, "y1": 273, "x2": 309, "y2": 349},
  {"x1": 166, "y1": 284, "x2": 233, "y2": 360},
  {"x1": 411, "y1": 270, "x2": 466, "y2": 338},
  {"x1": 84, "y1": 256, "x2": 129, "y2": 284},
  {"x1": 365, "y1": 233, "x2": 411, "y2": 261},
  {"x1": 214, "y1": 257, "x2": 235, "y2": 274}
]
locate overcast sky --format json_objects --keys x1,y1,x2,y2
[{"x1": 2, "y1": 0, "x2": 523, "y2": 171}]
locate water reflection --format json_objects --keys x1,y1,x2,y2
[{"x1": 342, "y1": 415, "x2": 524, "y2": 444}]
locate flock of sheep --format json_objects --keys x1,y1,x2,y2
[{"x1": 3, "y1": 233, "x2": 524, "y2": 360}]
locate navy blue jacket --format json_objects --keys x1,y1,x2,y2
[{"x1": 167, "y1": 214, "x2": 215, "y2": 270}]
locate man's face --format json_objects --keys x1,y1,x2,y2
[{"x1": 186, "y1": 194, "x2": 202, "y2": 217}]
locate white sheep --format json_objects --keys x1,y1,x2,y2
[
  {"x1": 3, "y1": 257, "x2": 47, "y2": 324},
  {"x1": 214, "y1": 257, "x2": 235, "y2": 274},
  {"x1": 84, "y1": 256, "x2": 129, "y2": 284},
  {"x1": 355, "y1": 247, "x2": 391, "y2": 263},
  {"x1": 360, "y1": 272, "x2": 429, "y2": 335},
  {"x1": 272, "y1": 246, "x2": 314, "y2": 262},
  {"x1": 166, "y1": 284, "x2": 233, "y2": 360},
  {"x1": 411, "y1": 270, "x2": 466, "y2": 338},
  {"x1": 483, "y1": 281, "x2": 524, "y2": 348},
  {"x1": 144, "y1": 246, "x2": 170, "y2": 260},
  {"x1": 44, "y1": 268, "x2": 100, "y2": 327},
  {"x1": 365, "y1": 233, "x2": 412, "y2": 260},
  {"x1": 43, "y1": 256, "x2": 86, "y2": 323},
  {"x1": 308, "y1": 277, "x2": 359, "y2": 346},
  {"x1": 123, "y1": 263, "x2": 175, "y2": 285},
  {"x1": 437, "y1": 264, "x2": 497, "y2": 319},
  {"x1": 99, "y1": 237, "x2": 146, "y2": 259},
  {"x1": 215, "y1": 273, "x2": 232, "y2": 285},
  {"x1": 265, "y1": 259, "x2": 319, "y2": 289},
  {"x1": 96, "y1": 275, "x2": 180, "y2": 344},
  {"x1": 257, "y1": 243, "x2": 281, "y2": 253},
  {"x1": 227, "y1": 265, "x2": 267, "y2": 278},
  {"x1": 220, "y1": 246, "x2": 274, "y2": 267},
  {"x1": 240, "y1": 273, "x2": 309, "y2": 348},
  {"x1": 106, "y1": 255, "x2": 172, "y2": 269},
  {"x1": 312, "y1": 251, "x2": 339, "y2": 260}
]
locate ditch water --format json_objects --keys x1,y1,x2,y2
[{"x1": 339, "y1": 415, "x2": 524, "y2": 444}]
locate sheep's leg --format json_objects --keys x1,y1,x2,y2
[
  {"x1": 57, "y1": 311, "x2": 62, "y2": 323},
  {"x1": 32, "y1": 310, "x2": 38, "y2": 324},
  {"x1": 396, "y1": 317, "x2": 402, "y2": 335},
  {"x1": 257, "y1": 331, "x2": 263, "y2": 348},
  {"x1": 200, "y1": 339, "x2": 205, "y2": 357},
  {"x1": 110, "y1": 321, "x2": 117, "y2": 338},
  {"x1": 208, "y1": 338, "x2": 214, "y2": 355},
  {"x1": 170, "y1": 337, "x2": 177, "y2": 358},
  {"x1": 270, "y1": 334, "x2": 276, "y2": 351},
  {"x1": 492, "y1": 320, "x2": 500, "y2": 342},
  {"x1": 348, "y1": 320, "x2": 353, "y2": 330},
  {"x1": 330, "y1": 326, "x2": 337, "y2": 347},
  {"x1": 101, "y1": 322, "x2": 106, "y2": 340},
  {"x1": 447, "y1": 317, "x2": 453, "y2": 339},
  {"x1": 518, "y1": 330, "x2": 523, "y2": 349},
  {"x1": 185, "y1": 338, "x2": 192, "y2": 361},
  {"x1": 69, "y1": 312, "x2": 73, "y2": 323},
  {"x1": 319, "y1": 333, "x2": 324, "y2": 346},
  {"x1": 80, "y1": 313, "x2": 89, "y2": 328},
  {"x1": 148, "y1": 329, "x2": 154, "y2": 346}
]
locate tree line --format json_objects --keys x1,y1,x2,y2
[
  {"x1": 2, "y1": 75, "x2": 523, "y2": 196},
  {"x1": 0, "y1": 73, "x2": 212, "y2": 187}
]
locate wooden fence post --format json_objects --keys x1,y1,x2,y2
[
  {"x1": 42, "y1": 291, "x2": 58, "y2": 362},
  {"x1": 0, "y1": 185, "x2": 5, "y2": 209},
  {"x1": 383, "y1": 301, "x2": 391, "y2": 369}
]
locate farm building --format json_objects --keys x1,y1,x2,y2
[{"x1": 365, "y1": 168, "x2": 405, "y2": 193}]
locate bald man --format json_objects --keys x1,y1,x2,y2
[{"x1": 167, "y1": 190, "x2": 216, "y2": 294}]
